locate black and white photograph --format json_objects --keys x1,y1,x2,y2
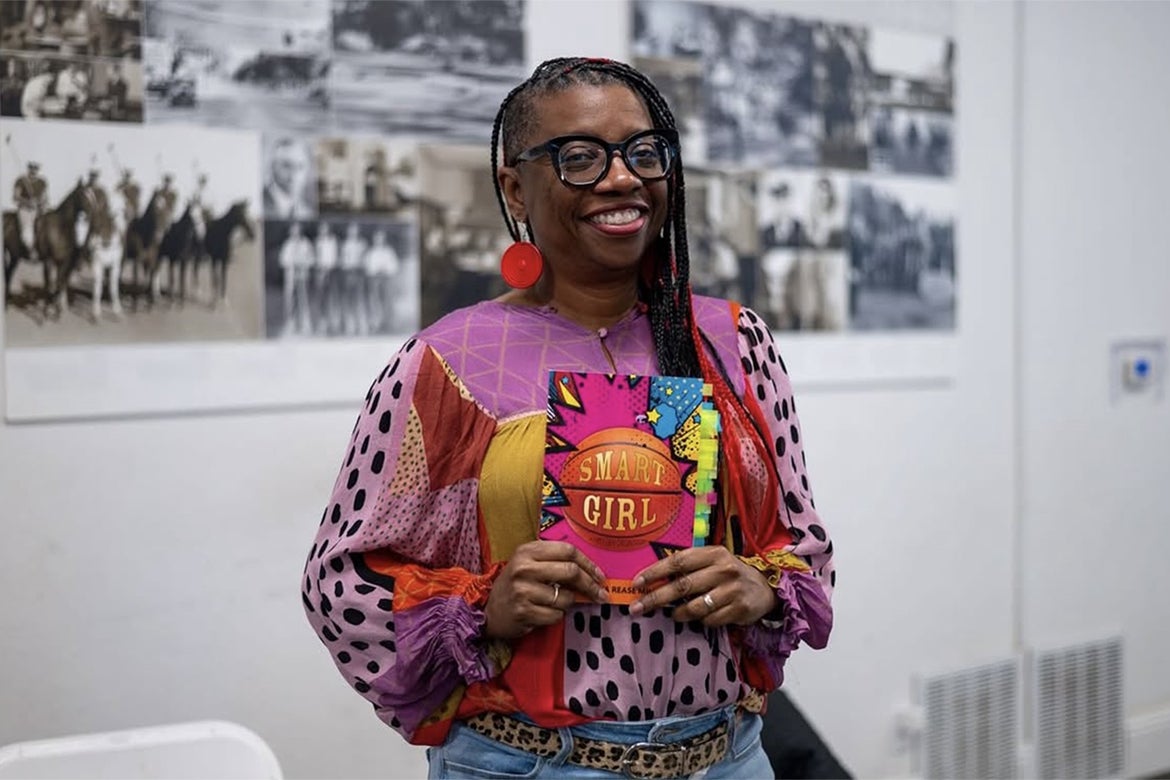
[
  {"x1": 0, "y1": 0, "x2": 143, "y2": 59},
  {"x1": 703, "y1": 6, "x2": 819, "y2": 166},
  {"x1": 262, "y1": 133, "x2": 316, "y2": 219},
  {"x1": 0, "y1": 52, "x2": 143, "y2": 122},
  {"x1": 330, "y1": 0, "x2": 525, "y2": 141},
  {"x1": 869, "y1": 105, "x2": 953, "y2": 177},
  {"x1": 755, "y1": 169, "x2": 849, "y2": 331},
  {"x1": 633, "y1": 55, "x2": 707, "y2": 163},
  {"x1": 262, "y1": 216, "x2": 418, "y2": 339},
  {"x1": 631, "y1": 0, "x2": 711, "y2": 60},
  {"x1": 142, "y1": 0, "x2": 330, "y2": 133},
  {"x1": 684, "y1": 166, "x2": 759, "y2": 306},
  {"x1": 867, "y1": 27, "x2": 954, "y2": 114},
  {"x1": 1, "y1": 119, "x2": 263, "y2": 347},
  {"x1": 847, "y1": 177, "x2": 955, "y2": 330},
  {"x1": 416, "y1": 143, "x2": 509, "y2": 327},
  {"x1": 315, "y1": 136, "x2": 416, "y2": 216},
  {"x1": 813, "y1": 22, "x2": 870, "y2": 170}
]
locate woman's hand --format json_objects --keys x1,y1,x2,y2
[
  {"x1": 629, "y1": 547, "x2": 778, "y2": 627},
  {"x1": 484, "y1": 541, "x2": 609, "y2": 640}
]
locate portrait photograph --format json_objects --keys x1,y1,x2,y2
[
  {"x1": 755, "y1": 169, "x2": 850, "y2": 331},
  {"x1": 262, "y1": 133, "x2": 317, "y2": 220}
]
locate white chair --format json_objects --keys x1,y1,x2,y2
[{"x1": 0, "y1": 720, "x2": 282, "y2": 779}]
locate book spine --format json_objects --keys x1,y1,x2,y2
[{"x1": 692, "y1": 383, "x2": 720, "y2": 547}]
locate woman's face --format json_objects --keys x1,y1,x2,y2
[{"x1": 498, "y1": 83, "x2": 670, "y2": 287}]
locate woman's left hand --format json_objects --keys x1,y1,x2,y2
[{"x1": 628, "y1": 546, "x2": 778, "y2": 627}]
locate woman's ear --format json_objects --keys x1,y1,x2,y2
[{"x1": 497, "y1": 165, "x2": 526, "y2": 224}]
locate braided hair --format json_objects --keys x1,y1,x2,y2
[{"x1": 491, "y1": 57, "x2": 785, "y2": 554}]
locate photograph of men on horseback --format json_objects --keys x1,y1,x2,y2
[{"x1": 1, "y1": 119, "x2": 262, "y2": 348}]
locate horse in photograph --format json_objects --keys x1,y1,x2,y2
[
  {"x1": 79, "y1": 202, "x2": 126, "y2": 319},
  {"x1": 29, "y1": 181, "x2": 93, "y2": 318},
  {"x1": 201, "y1": 201, "x2": 255, "y2": 306},
  {"x1": 123, "y1": 191, "x2": 168, "y2": 307},
  {"x1": 158, "y1": 203, "x2": 205, "y2": 305}
]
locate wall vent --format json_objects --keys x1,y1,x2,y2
[
  {"x1": 918, "y1": 657, "x2": 1020, "y2": 779},
  {"x1": 1033, "y1": 636, "x2": 1125, "y2": 779}
]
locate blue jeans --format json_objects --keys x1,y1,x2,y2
[{"x1": 427, "y1": 707, "x2": 773, "y2": 779}]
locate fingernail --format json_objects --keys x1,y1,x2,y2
[
  {"x1": 629, "y1": 601, "x2": 644, "y2": 616},
  {"x1": 596, "y1": 588, "x2": 609, "y2": 603},
  {"x1": 632, "y1": 576, "x2": 645, "y2": 589}
]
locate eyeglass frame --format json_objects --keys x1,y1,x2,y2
[{"x1": 512, "y1": 128, "x2": 680, "y2": 188}]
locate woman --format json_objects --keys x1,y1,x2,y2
[{"x1": 303, "y1": 57, "x2": 833, "y2": 779}]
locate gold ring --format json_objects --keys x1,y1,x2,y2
[
  {"x1": 551, "y1": 583, "x2": 561, "y2": 604},
  {"x1": 703, "y1": 593, "x2": 716, "y2": 612}
]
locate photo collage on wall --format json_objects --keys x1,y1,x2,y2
[
  {"x1": 2, "y1": 0, "x2": 953, "y2": 357},
  {"x1": 633, "y1": 0, "x2": 956, "y2": 331},
  {"x1": 1, "y1": 0, "x2": 525, "y2": 349}
]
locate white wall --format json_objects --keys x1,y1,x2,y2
[
  {"x1": 0, "y1": 2, "x2": 1166, "y2": 779},
  {"x1": 1017, "y1": 1, "x2": 1170, "y2": 775}
]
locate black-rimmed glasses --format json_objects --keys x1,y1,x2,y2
[{"x1": 514, "y1": 129, "x2": 679, "y2": 188}]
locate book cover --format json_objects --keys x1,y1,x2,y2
[{"x1": 541, "y1": 371, "x2": 720, "y2": 604}]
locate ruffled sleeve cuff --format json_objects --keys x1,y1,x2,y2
[
  {"x1": 372, "y1": 567, "x2": 507, "y2": 733},
  {"x1": 742, "y1": 569, "x2": 833, "y2": 683}
]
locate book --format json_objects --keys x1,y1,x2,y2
[{"x1": 540, "y1": 371, "x2": 721, "y2": 604}]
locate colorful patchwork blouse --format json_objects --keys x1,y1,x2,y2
[{"x1": 302, "y1": 296, "x2": 834, "y2": 745}]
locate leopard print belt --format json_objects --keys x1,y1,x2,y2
[{"x1": 463, "y1": 711, "x2": 731, "y2": 779}]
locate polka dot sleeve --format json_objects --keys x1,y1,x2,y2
[
  {"x1": 734, "y1": 307, "x2": 834, "y2": 684},
  {"x1": 302, "y1": 338, "x2": 504, "y2": 743}
]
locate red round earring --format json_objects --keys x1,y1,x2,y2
[{"x1": 500, "y1": 241, "x2": 543, "y2": 289}]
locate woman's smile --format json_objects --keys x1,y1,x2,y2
[{"x1": 585, "y1": 206, "x2": 647, "y2": 235}]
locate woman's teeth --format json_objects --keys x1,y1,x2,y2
[{"x1": 589, "y1": 209, "x2": 641, "y2": 226}]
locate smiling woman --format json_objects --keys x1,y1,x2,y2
[{"x1": 302, "y1": 56, "x2": 835, "y2": 780}]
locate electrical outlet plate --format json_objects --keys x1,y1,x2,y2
[{"x1": 1110, "y1": 339, "x2": 1165, "y2": 404}]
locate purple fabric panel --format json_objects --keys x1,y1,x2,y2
[
  {"x1": 420, "y1": 302, "x2": 694, "y2": 420},
  {"x1": 372, "y1": 597, "x2": 495, "y2": 735},
  {"x1": 355, "y1": 478, "x2": 482, "y2": 572},
  {"x1": 561, "y1": 604, "x2": 741, "y2": 719}
]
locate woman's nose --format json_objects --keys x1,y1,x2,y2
[{"x1": 595, "y1": 150, "x2": 643, "y2": 191}]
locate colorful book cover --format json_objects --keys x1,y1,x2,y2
[{"x1": 541, "y1": 371, "x2": 720, "y2": 604}]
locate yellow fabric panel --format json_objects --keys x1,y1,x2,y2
[{"x1": 479, "y1": 413, "x2": 544, "y2": 563}]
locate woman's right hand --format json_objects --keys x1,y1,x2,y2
[{"x1": 483, "y1": 541, "x2": 608, "y2": 639}]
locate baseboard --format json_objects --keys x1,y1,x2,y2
[{"x1": 1128, "y1": 707, "x2": 1170, "y2": 778}]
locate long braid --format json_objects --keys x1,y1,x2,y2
[{"x1": 492, "y1": 58, "x2": 785, "y2": 554}]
